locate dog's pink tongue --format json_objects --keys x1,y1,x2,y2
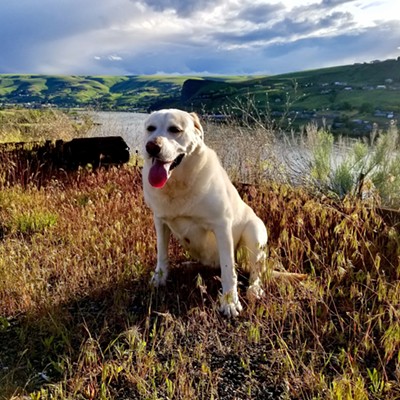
[{"x1": 148, "y1": 160, "x2": 171, "y2": 188}]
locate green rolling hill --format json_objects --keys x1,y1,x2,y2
[
  {"x1": 179, "y1": 59, "x2": 400, "y2": 132},
  {"x1": 0, "y1": 75, "x2": 190, "y2": 110},
  {"x1": 0, "y1": 74, "x2": 253, "y2": 111},
  {"x1": 1, "y1": 58, "x2": 399, "y2": 134}
]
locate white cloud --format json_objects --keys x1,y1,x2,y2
[
  {"x1": 0, "y1": 0, "x2": 399, "y2": 75},
  {"x1": 108, "y1": 55, "x2": 123, "y2": 61}
]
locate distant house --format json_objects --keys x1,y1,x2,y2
[{"x1": 376, "y1": 85, "x2": 387, "y2": 90}]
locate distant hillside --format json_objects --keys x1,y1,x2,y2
[
  {"x1": 0, "y1": 75, "x2": 191, "y2": 111},
  {"x1": 1, "y1": 58, "x2": 399, "y2": 134},
  {"x1": 180, "y1": 58, "x2": 400, "y2": 110},
  {"x1": 179, "y1": 58, "x2": 400, "y2": 134},
  {"x1": 0, "y1": 74, "x2": 250, "y2": 111}
]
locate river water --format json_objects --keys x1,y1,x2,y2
[
  {"x1": 87, "y1": 111, "x2": 147, "y2": 152},
  {"x1": 87, "y1": 111, "x2": 351, "y2": 184}
]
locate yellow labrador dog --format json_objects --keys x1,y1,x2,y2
[{"x1": 142, "y1": 109, "x2": 268, "y2": 317}]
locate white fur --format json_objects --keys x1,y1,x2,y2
[{"x1": 142, "y1": 109, "x2": 268, "y2": 317}]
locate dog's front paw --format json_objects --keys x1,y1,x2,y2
[
  {"x1": 219, "y1": 292, "x2": 243, "y2": 318},
  {"x1": 150, "y1": 269, "x2": 168, "y2": 287},
  {"x1": 247, "y1": 284, "x2": 265, "y2": 301}
]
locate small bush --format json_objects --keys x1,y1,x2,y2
[
  {"x1": 289, "y1": 122, "x2": 400, "y2": 206},
  {"x1": 12, "y1": 211, "x2": 58, "y2": 235}
]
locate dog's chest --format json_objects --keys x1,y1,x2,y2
[
  {"x1": 165, "y1": 216, "x2": 220, "y2": 266},
  {"x1": 146, "y1": 183, "x2": 202, "y2": 219},
  {"x1": 166, "y1": 214, "x2": 212, "y2": 235}
]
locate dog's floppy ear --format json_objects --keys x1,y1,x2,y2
[{"x1": 190, "y1": 112, "x2": 204, "y2": 141}]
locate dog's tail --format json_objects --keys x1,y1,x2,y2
[{"x1": 270, "y1": 270, "x2": 307, "y2": 282}]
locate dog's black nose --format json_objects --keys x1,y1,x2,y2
[{"x1": 146, "y1": 141, "x2": 161, "y2": 157}]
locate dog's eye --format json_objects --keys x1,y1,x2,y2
[
  {"x1": 168, "y1": 126, "x2": 182, "y2": 134},
  {"x1": 147, "y1": 125, "x2": 156, "y2": 133}
]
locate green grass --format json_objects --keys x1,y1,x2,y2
[{"x1": 180, "y1": 59, "x2": 400, "y2": 130}]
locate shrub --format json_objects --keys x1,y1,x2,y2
[
  {"x1": 12, "y1": 211, "x2": 58, "y2": 235},
  {"x1": 290, "y1": 122, "x2": 400, "y2": 206}
]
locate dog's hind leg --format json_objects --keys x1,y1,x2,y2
[{"x1": 242, "y1": 217, "x2": 268, "y2": 300}]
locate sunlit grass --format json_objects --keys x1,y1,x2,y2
[
  {"x1": 0, "y1": 109, "x2": 93, "y2": 142},
  {"x1": 0, "y1": 164, "x2": 398, "y2": 399}
]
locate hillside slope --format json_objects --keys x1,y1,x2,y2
[
  {"x1": 180, "y1": 58, "x2": 400, "y2": 134},
  {"x1": 0, "y1": 74, "x2": 252, "y2": 111},
  {"x1": 1, "y1": 58, "x2": 399, "y2": 133},
  {"x1": 181, "y1": 58, "x2": 400, "y2": 111},
  {"x1": 0, "y1": 75, "x2": 189, "y2": 110}
]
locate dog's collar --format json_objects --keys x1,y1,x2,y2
[{"x1": 170, "y1": 153, "x2": 185, "y2": 171}]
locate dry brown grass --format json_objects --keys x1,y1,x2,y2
[
  {"x1": 203, "y1": 119, "x2": 289, "y2": 186},
  {"x1": 0, "y1": 109, "x2": 93, "y2": 143},
  {"x1": 0, "y1": 164, "x2": 399, "y2": 399}
]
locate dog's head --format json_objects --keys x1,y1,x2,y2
[{"x1": 143, "y1": 109, "x2": 204, "y2": 189}]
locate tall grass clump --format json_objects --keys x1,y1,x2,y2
[
  {"x1": 203, "y1": 118, "x2": 278, "y2": 184},
  {"x1": 0, "y1": 109, "x2": 93, "y2": 142},
  {"x1": 203, "y1": 94, "x2": 291, "y2": 184},
  {"x1": 0, "y1": 109, "x2": 95, "y2": 188},
  {"x1": 286, "y1": 121, "x2": 400, "y2": 207}
]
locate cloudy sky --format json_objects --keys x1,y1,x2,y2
[{"x1": 0, "y1": 0, "x2": 399, "y2": 76}]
